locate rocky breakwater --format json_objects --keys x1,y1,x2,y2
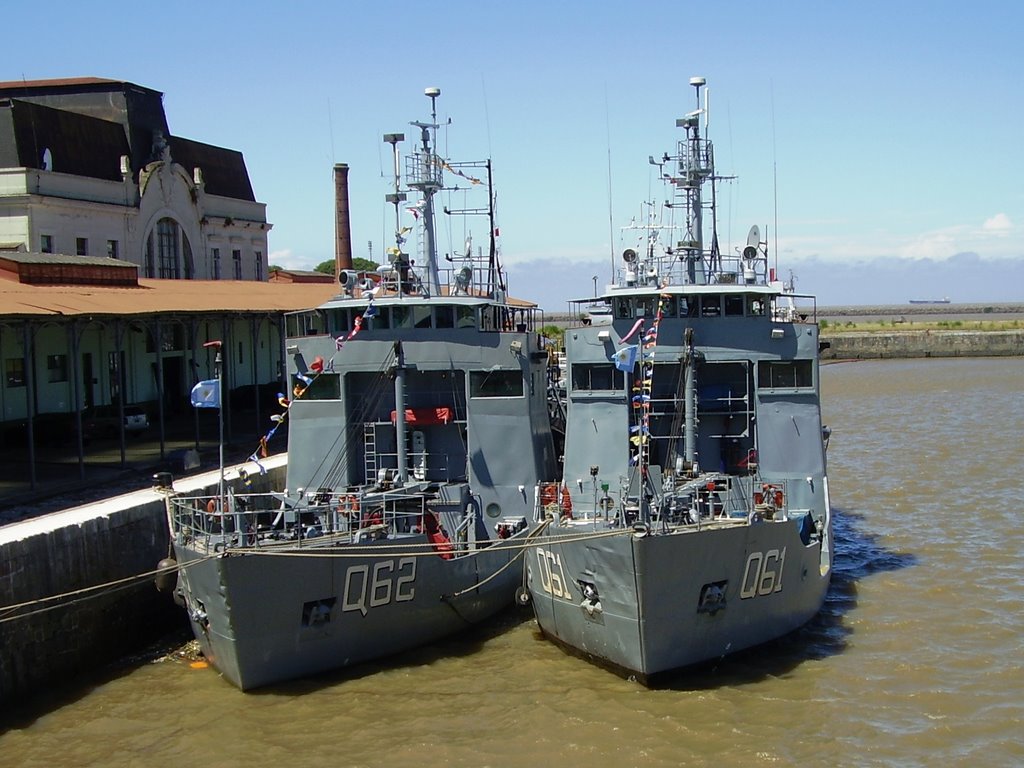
[{"x1": 821, "y1": 329, "x2": 1024, "y2": 360}]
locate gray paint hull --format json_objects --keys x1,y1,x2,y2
[
  {"x1": 526, "y1": 518, "x2": 831, "y2": 677},
  {"x1": 175, "y1": 532, "x2": 525, "y2": 690}
]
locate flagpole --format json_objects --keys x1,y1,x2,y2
[
  {"x1": 218, "y1": 345, "x2": 224, "y2": 508},
  {"x1": 202, "y1": 340, "x2": 225, "y2": 509}
]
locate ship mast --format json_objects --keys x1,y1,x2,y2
[{"x1": 407, "y1": 87, "x2": 444, "y2": 296}]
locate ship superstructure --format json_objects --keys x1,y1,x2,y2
[
  {"x1": 524, "y1": 78, "x2": 833, "y2": 679},
  {"x1": 166, "y1": 89, "x2": 557, "y2": 690}
]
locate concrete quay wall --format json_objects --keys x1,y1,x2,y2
[
  {"x1": 821, "y1": 330, "x2": 1024, "y2": 360},
  {"x1": 0, "y1": 457, "x2": 286, "y2": 709}
]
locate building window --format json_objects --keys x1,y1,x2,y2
[
  {"x1": 145, "y1": 218, "x2": 192, "y2": 279},
  {"x1": 47, "y1": 354, "x2": 68, "y2": 383},
  {"x1": 143, "y1": 325, "x2": 185, "y2": 354},
  {"x1": 40, "y1": 234, "x2": 53, "y2": 253},
  {"x1": 145, "y1": 234, "x2": 155, "y2": 277},
  {"x1": 255, "y1": 250, "x2": 263, "y2": 281},
  {"x1": 157, "y1": 218, "x2": 180, "y2": 278},
  {"x1": 106, "y1": 239, "x2": 119, "y2": 259},
  {"x1": 212, "y1": 248, "x2": 221, "y2": 279},
  {"x1": 108, "y1": 351, "x2": 123, "y2": 403},
  {"x1": 76, "y1": 237, "x2": 89, "y2": 256},
  {"x1": 183, "y1": 238, "x2": 194, "y2": 279},
  {"x1": 233, "y1": 249, "x2": 242, "y2": 279},
  {"x1": 5, "y1": 358, "x2": 25, "y2": 388}
]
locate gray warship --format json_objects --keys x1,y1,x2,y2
[
  {"x1": 165, "y1": 88, "x2": 557, "y2": 690},
  {"x1": 523, "y1": 77, "x2": 833, "y2": 679}
]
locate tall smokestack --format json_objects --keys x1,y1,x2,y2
[{"x1": 334, "y1": 163, "x2": 353, "y2": 276}]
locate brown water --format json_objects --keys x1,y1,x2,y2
[{"x1": 3, "y1": 358, "x2": 1023, "y2": 767}]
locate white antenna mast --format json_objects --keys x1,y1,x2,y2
[{"x1": 771, "y1": 80, "x2": 778, "y2": 277}]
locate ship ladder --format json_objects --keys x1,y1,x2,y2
[{"x1": 363, "y1": 423, "x2": 378, "y2": 484}]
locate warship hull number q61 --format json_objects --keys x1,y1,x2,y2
[{"x1": 523, "y1": 76, "x2": 833, "y2": 680}]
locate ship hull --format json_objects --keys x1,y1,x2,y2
[
  {"x1": 174, "y1": 533, "x2": 524, "y2": 690},
  {"x1": 525, "y1": 517, "x2": 831, "y2": 678}
]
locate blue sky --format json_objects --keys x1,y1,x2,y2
[{"x1": 7, "y1": 1, "x2": 1022, "y2": 307}]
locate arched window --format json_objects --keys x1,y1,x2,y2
[{"x1": 145, "y1": 218, "x2": 193, "y2": 279}]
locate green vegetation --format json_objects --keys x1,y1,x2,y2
[
  {"x1": 540, "y1": 324, "x2": 565, "y2": 349},
  {"x1": 315, "y1": 257, "x2": 379, "y2": 274}
]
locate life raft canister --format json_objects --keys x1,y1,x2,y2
[
  {"x1": 560, "y1": 484, "x2": 573, "y2": 518},
  {"x1": 421, "y1": 512, "x2": 454, "y2": 560},
  {"x1": 754, "y1": 483, "x2": 785, "y2": 509},
  {"x1": 335, "y1": 494, "x2": 360, "y2": 517}
]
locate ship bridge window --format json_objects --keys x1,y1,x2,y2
[
  {"x1": 660, "y1": 295, "x2": 678, "y2": 317},
  {"x1": 747, "y1": 297, "x2": 766, "y2": 316},
  {"x1": 758, "y1": 360, "x2": 813, "y2": 389},
  {"x1": 369, "y1": 307, "x2": 390, "y2": 330},
  {"x1": 470, "y1": 370, "x2": 524, "y2": 398},
  {"x1": 571, "y1": 363, "x2": 625, "y2": 391},
  {"x1": 413, "y1": 306, "x2": 432, "y2": 329},
  {"x1": 701, "y1": 296, "x2": 722, "y2": 317},
  {"x1": 481, "y1": 305, "x2": 519, "y2": 332},
  {"x1": 327, "y1": 308, "x2": 351, "y2": 335},
  {"x1": 392, "y1": 306, "x2": 411, "y2": 328},
  {"x1": 292, "y1": 372, "x2": 340, "y2": 400},
  {"x1": 724, "y1": 295, "x2": 745, "y2": 316},
  {"x1": 615, "y1": 297, "x2": 631, "y2": 319},
  {"x1": 636, "y1": 298, "x2": 657, "y2": 318},
  {"x1": 456, "y1": 306, "x2": 476, "y2": 329},
  {"x1": 287, "y1": 310, "x2": 325, "y2": 337},
  {"x1": 435, "y1": 306, "x2": 455, "y2": 328}
]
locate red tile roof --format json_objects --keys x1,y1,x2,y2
[{"x1": 0, "y1": 277, "x2": 339, "y2": 317}]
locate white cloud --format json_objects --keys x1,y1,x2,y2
[
  {"x1": 268, "y1": 249, "x2": 316, "y2": 270},
  {"x1": 898, "y1": 228, "x2": 964, "y2": 260},
  {"x1": 982, "y1": 213, "x2": 1012, "y2": 233},
  {"x1": 775, "y1": 216, "x2": 1021, "y2": 265}
]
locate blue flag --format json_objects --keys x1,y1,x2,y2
[
  {"x1": 611, "y1": 345, "x2": 638, "y2": 373},
  {"x1": 190, "y1": 379, "x2": 220, "y2": 409}
]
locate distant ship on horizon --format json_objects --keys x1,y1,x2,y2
[{"x1": 908, "y1": 297, "x2": 951, "y2": 304}]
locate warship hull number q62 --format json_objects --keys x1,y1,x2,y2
[{"x1": 163, "y1": 87, "x2": 557, "y2": 691}]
